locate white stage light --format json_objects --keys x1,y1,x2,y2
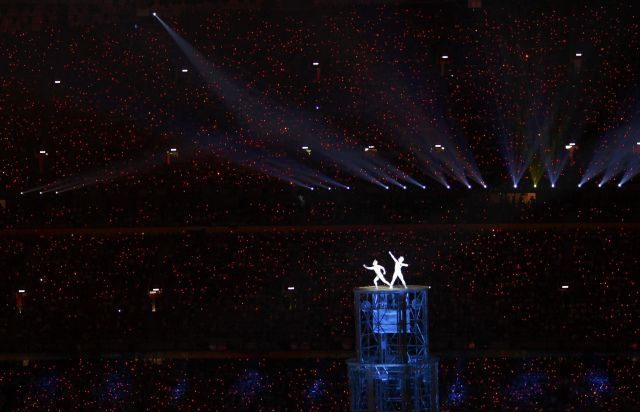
[
  {"x1": 287, "y1": 286, "x2": 295, "y2": 290},
  {"x1": 54, "y1": 80, "x2": 61, "y2": 84},
  {"x1": 561, "y1": 285, "x2": 569, "y2": 289},
  {"x1": 442, "y1": 55, "x2": 448, "y2": 59},
  {"x1": 181, "y1": 68, "x2": 188, "y2": 73},
  {"x1": 18, "y1": 289, "x2": 25, "y2": 293},
  {"x1": 312, "y1": 62, "x2": 319, "y2": 66},
  {"x1": 575, "y1": 53, "x2": 582, "y2": 57}
]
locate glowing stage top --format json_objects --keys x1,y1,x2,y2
[{"x1": 355, "y1": 285, "x2": 429, "y2": 293}]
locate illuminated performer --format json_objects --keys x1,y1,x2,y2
[
  {"x1": 363, "y1": 260, "x2": 391, "y2": 288},
  {"x1": 388, "y1": 251, "x2": 408, "y2": 288}
]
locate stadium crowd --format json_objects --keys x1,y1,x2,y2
[
  {"x1": 0, "y1": 356, "x2": 637, "y2": 410},
  {"x1": 1, "y1": 1, "x2": 639, "y2": 409},
  {"x1": 1, "y1": 227, "x2": 637, "y2": 353},
  {"x1": 1, "y1": 2, "x2": 639, "y2": 218}
]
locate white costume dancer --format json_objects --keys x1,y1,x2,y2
[
  {"x1": 388, "y1": 251, "x2": 408, "y2": 288},
  {"x1": 363, "y1": 260, "x2": 392, "y2": 287}
]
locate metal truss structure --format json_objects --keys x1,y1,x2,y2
[{"x1": 348, "y1": 286, "x2": 438, "y2": 411}]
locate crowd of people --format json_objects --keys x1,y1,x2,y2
[
  {"x1": 1, "y1": 1, "x2": 638, "y2": 409},
  {"x1": 1, "y1": 2, "x2": 639, "y2": 225},
  {"x1": 0, "y1": 356, "x2": 636, "y2": 410},
  {"x1": 1, "y1": 227, "x2": 637, "y2": 353}
]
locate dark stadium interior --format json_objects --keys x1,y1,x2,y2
[{"x1": 1, "y1": 0, "x2": 639, "y2": 410}]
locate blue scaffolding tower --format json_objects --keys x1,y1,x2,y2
[{"x1": 348, "y1": 286, "x2": 438, "y2": 411}]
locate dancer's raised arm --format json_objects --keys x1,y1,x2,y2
[{"x1": 388, "y1": 251, "x2": 397, "y2": 262}]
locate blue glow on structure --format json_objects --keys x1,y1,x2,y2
[
  {"x1": 586, "y1": 371, "x2": 610, "y2": 395},
  {"x1": 230, "y1": 369, "x2": 264, "y2": 406},
  {"x1": 171, "y1": 376, "x2": 189, "y2": 403},
  {"x1": 447, "y1": 377, "x2": 465, "y2": 405},
  {"x1": 306, "y1": 378, "x2": 325, "y2": 400},
  {"x1": 94, "y1": 369, "x2": 133, "y2": 408},
  {"x1": 508, "y1": 371, "x2": 545, "y2": 401},
  {"x1": 348, "y1": 286, "x2": 438, "y2": 411}
]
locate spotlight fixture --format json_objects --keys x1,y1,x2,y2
[
  {"x1": 181, "y1": 68, "x2": 188, "y2": 73},
  {"x1": 287, "y1": 286, "x2": 295, "y2": 291},
  {"x1": 54, "y1": 80, "x2": 61, "y2": 84},
  {"x1": 575, "y1": 52, "x2": 582, "y2": 57},
  {"x1": 312, "y1": 62, "x2": 319, "y2": 66}
]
